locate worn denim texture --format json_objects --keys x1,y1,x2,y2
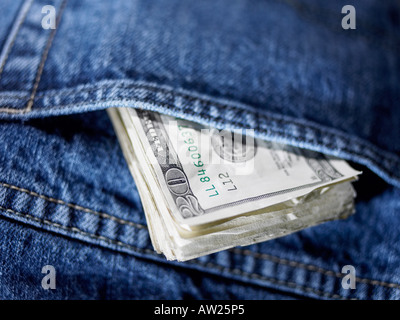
[{"x1": 0, "y1": 0, "x2": 399, "y2": 299}]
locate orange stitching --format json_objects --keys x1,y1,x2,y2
[
  {"x1": 26, "y1": 0, "x2": 68, "y2": 112},
  {"x1": 0, "y1": 204, "x2": 350, "y2": 300},
  {"x1": 190, "y1": 261, "x2": 351, "y2": 300},
  {"x1": 0, "y1": 181, "x2": 146, "y2": 229},
  {"x1": 231, "y1": 248, "x2": 400, "y2": 290},
  {"x1": 1, "y1": 180, "x2": 399, "y2": 292},
  {"x1": 0, "y1": 0, "x2": 33, "y2": 81},
  {"x1": 0, "y1": 204, "x2": 152, "y2": 253}
]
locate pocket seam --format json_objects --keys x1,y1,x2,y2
[
  {"x1": 230, "y1": 248, "x2": 400, "y2": 290},
  {"x1": 0, "y1": 80, "x2": 399, "y2": 187},
  {"x1": 0, "y1": 181, "x2": 147, "y2": 229},
  {"x1": 0, "y1": 0, "x2": 32, "y2": 82},
  {"x1": 3, "y1": 81, "x2": 398, "y2": 163},
  {"x1": 0, "y1": 203, "x2": 351, "y2": 300},
  {"x1": 1, "y1": 180, "x2": 399, "y2": 294},
  {"x1": 24, "y1": 0, "x2": 68, "y2": 113},
  {"x1": 0, "y1": 0, "x2": 67, "y2": 114}
]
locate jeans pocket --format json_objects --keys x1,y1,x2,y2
[{"x1": 0, "y1": 0, "x2": 399, "y2": 300}]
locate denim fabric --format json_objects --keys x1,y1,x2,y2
[{"x1": 0, "y1": 0, "x2": 399, "y2": 300}]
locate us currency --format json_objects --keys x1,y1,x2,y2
[{"x1": 108, "y1": 107, "x2": 361, "y2": 261}]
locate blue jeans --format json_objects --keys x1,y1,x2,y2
[{"x1": 0, "y1": 0, "x2": 399, "y2": 299}]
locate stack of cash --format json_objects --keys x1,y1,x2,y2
[{"x1": 108, "y1": 107, "x2": 361, "y2": 261}]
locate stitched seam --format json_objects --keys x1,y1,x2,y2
[
  {"x1": 231, "y1": 249, "x2": 342, "y2": 277},
  {"x1": 1, "y1": 92, "x2": 396, "y2": 166},
  {"x1": 0, "y1": 80, "x2": 392, "y2": 149},
  {"x1": 188, "y1": 261, "x2": 350, "y2": 300},
  {"x1": 0, "y1": 82, "x2": 399, "y2": 170},
  {"x1": 0, "y1": 204, "x2": 153, "y2": 253},
  {"x1": 1, "y1": 181, "x2": 398, "y2": 293},
  {"x1": 0, "y1": 80, "x2": 394, "y2": 159},
  {"x1": 0, "y1": 2, "x2": 395, "y2": 298},
  {"x1": 231, "y1": 248, "x2": 400, "y2": 290},
  {"x1": 0, "y1": 0, "x2": 32, "y2": 81},
  {"x1": 0, "y1": 182, "x2": 146, "y2": 229},
  {"x1": 0, "y1": 204, "x2": 350, "y2": 300},
  {"x1": 19, "y1": 97, "x2": 399, "y2": 175},
  {"x1": 25, "y1": 0, "x2": 68, "y2": 112},
  {"x1": 2, "y1": 81, "x2": 397, "y2": 164}
]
